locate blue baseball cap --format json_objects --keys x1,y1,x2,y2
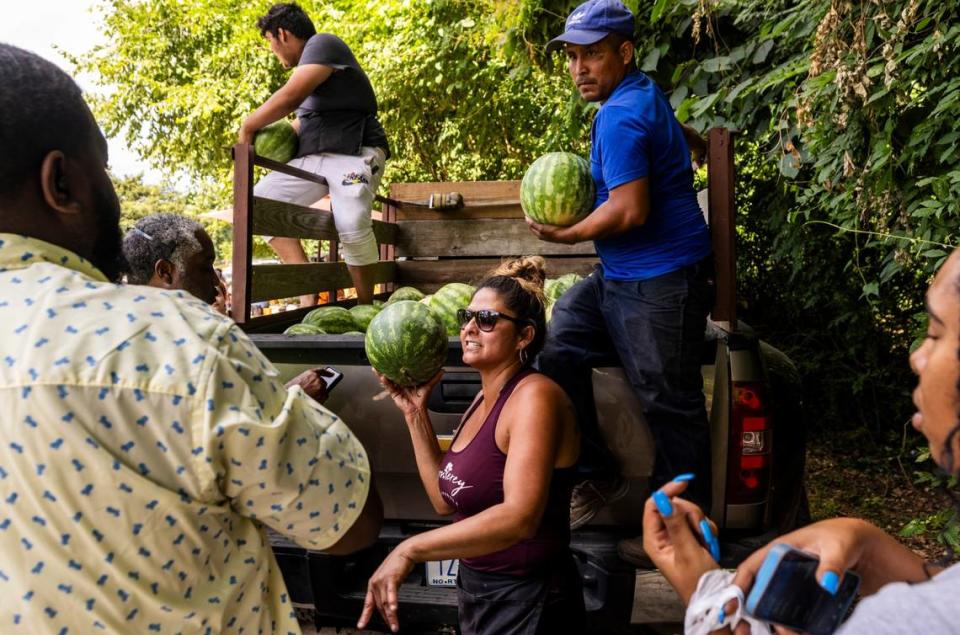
[{"x1": 546, "y1": 0, "x2": 635, "y2": 54}]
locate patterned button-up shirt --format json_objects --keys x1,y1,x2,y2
[{"x1": 0, "y1": 234, "x2": 370, "y2": 634}]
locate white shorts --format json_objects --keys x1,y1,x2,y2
[{"x1": 254, "y1": 146, "x2": 386, "y2": 266}]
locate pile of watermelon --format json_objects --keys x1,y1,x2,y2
[
  {"x1": 543, "y1": 273, "x2": 583, "y2": 322},
  {"x1": 421, "y1": 282, "x2": 475, "y2": 335},
  {"x1": 281, "y1": 274, "x2": 585, "y2": 337},
  {"x1": 520, "y1": 152, "x2": 595, "y2": 227}
]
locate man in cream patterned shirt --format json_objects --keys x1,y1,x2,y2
[{"x1": 0, "y1": 44, "x2": 381, "y2": 634}]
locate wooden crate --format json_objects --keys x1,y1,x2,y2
[{"x1": 231, "y1": 128, "x2": 737, "y2": 332}]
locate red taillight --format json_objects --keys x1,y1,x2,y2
[{"x1": 727, "y1": 382, "x2": 771, "y2": 505}]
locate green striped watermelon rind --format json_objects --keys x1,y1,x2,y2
[
  {"x1": 386, "y1": 286, "x2": 425, "y2": 304},
  {"x1": 302, "y1": 306, "x2": 356, "y2": 334},
  {"x1": 520, "y1": 152, "x2": 595, "y2": 227},
  {"x1": 427, "y1": 282, "x2": 475, "y2": 336},
  {"x1": 254, "y1": 120, "x2": 298, "y2": 164},
  {"x1": 283, "y1": 323, "x2": 326, "y2": 335},
  {"x1": 545, "y1": 272, "x2": 583, "y2": 304},
  {"x1": 364, "y1": 300, "x2": 448, "y2": 387},
  {"x1": 349, "y1": 304, "x2": 382, "y2": 332}
]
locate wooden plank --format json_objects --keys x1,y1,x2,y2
[
  {"x1": 392, "y1": 181, "x2": 522, "y2": 220},
  {"x1": 324, "y1": 238, "x2": 340, "y2": 303},
  {"x1": 380, "y1": 203, "x2": 398, "y2": 294},
  {"x1": 390, "y1": 204, "x2": 523, "y2": 221},
  {"x1": 708, "y1": 128, "x2": 737, "y2": 326},
  {"x1": 252, "y1": 197, "x2": 397, "y2": 244},
  {"x1": 396, "y1": 257, "x2": 598, "y2": 291},
  {"x1": 253, "y1": 154, "x2": 327, "y2": 186},
  {"x1": 238, "y1": 293, "x2": 392, "y2": 333},
  {"x1": 231, "y1": 143, "x2": 255, "y2": 325},
  {"x1": 250, "y1": 261, "x2": 396, "y2": 303},
  {"x1": 395, "y1": 219, "x2": 596, "y2": 258},
  {"x1": 391, "y1": 180, "x2": 520, "y2": 201},
  {"x1": 631, "y1": 571, "x2": 685, "y2": 623}
]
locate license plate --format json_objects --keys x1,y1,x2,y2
[{"x1": 426, "y1": 559, "x2": 459, "y2": 587}]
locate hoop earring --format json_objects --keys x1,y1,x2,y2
[{"x1": 519, "y1": 347, "x2": 529, "y2": 366}]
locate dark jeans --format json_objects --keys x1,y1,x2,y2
[
  {"x1": 456, "y1": 554, "x2": 585, "y2": 635},
  {"x1": 537, "y1": 259, "x2": 715, "y2": 510}
]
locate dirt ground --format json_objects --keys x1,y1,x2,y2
[{"x1": 805, "y1": 428, "x2": 956, "y2": 561}]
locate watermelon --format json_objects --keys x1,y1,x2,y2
[
  {"x1": 349, "y1": 304, "x2": 381, "y2": 332},
  {"x1": 342, "y1": 331, "x2": 364, "y2": 336},
  {"x1": 254, "y1": 120, "x2": 298, "y2": 163},
  {"x1": 545, "y1": 272, "x2": 583, "y2": 304},
  {"x1": 365, "y1": 301, "x2": 447, "y2": 387},
  {"x1": 426, "y1": 282, "x2": 475, "y2": 336},
  {"x1": 520, "y1": 152, "x2": 595, "y2": 226},
  {"x1": 386, "y1": 286, "x2": 424, "y2": 304},
  {"x1": 283, "y1": 323, "x2": 325, "y2": 335},
  {"x1": 302, "y1": 306, "x2": 356, "y2": 334}
]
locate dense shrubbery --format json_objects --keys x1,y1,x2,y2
[{"x1": 75, "y1": 0, "x2": 960, "y2": 441}]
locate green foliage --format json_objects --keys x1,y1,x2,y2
[
  {"x1": 73, "y1": 0, "x2": 594, "y2": 187},
  {"x1": 112, "y1": 174, "x2": 272, "y2": 263},
  {"x1": 79, "y1": 0, "x2": 960, "y2": 438}
]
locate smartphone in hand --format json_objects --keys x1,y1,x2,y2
[
  {"x1": 745, "y1": 544, "x2": 860, "y2": 635},
  {"x1": 322, "y1": 366, "x2": 344, "y2": 392}
]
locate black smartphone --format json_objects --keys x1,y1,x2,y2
[
  {"x1": 322, "y1": 366, "x2": 344, "y2": 392},
  {"x1": 745, "y1": 544, "x2": 860, "y2": 635}
]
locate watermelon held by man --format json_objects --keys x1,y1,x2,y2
[
  {"x1": 254, "y1": 119, "x2": 298, "y2": 163},
  {"x1": 520, "y1": 152, "x2": 595, "y2": 227},
  {"x1": 365, "y1": 301, "x2": 447, "y2": 387}
]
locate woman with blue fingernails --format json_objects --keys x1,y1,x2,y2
[{"x1": 643, "y1": 246, "x2": 960, "y2": 634}]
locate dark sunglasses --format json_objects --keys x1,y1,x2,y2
[{"x1": 457, "y1": 308, "x2": 526, "y2": 332}]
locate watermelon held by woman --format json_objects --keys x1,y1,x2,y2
[
  {"x1": 365, "y1": 301, "x2": 447, "y2": 387},
  {"x1": 520, "y1": 152, "x2": 595, "y2": 227},
  {"x1": 302, "y1": 306, "x2": 356, "y2": 334},
  {"x1": 254, "y1": 119, "x2": 298, "y2": 164}
]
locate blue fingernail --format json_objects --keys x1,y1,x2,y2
[
  {"x1": 820, "y1": 571, "x2": 839, "y2": 595},
  {"x1": 673, "y1": 473, "x2": 696, "y2": 482},
  {"x1": 652, "y1": 490, "x2": 673, "y2": 517},
  {"x1": 699, "y1": 519, "x2": 721, "y2": 562},
  {"x1": 717, "y1": 607, "x2": 726, "y2": 624}
]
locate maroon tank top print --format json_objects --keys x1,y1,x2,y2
[{"x1": 437, "y1": 368, "x2": 577, "y2": 576}]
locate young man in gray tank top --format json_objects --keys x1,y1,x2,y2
[{"x1": 238, "y1": 2, "x2": 390, "y2": 306}]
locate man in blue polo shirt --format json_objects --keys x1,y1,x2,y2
[{"x1": 530, "y1": 0, "x2": 714, "y2": 563}]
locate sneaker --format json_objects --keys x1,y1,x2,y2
[
  {"x1": 616, "y1": 535, "x2": 655, "y2": 568},
  {"x1": 569, "y1": 476, "x2": 629, "y2": 530}
]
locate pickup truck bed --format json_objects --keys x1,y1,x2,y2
[
  {"x1": 232, "y1": 130, "x2": 807, "y2": 631},
  {"x1": 251, "y1": 317, "x2": 805, "y2": 632}
]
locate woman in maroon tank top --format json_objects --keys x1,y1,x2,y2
[{"x1": 357, "y1": 257, "x2": 585, "y2": 635}]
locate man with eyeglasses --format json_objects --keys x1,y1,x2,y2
[{"x1": 528, "y1": 0, "x2": 715, "y2": 561}]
